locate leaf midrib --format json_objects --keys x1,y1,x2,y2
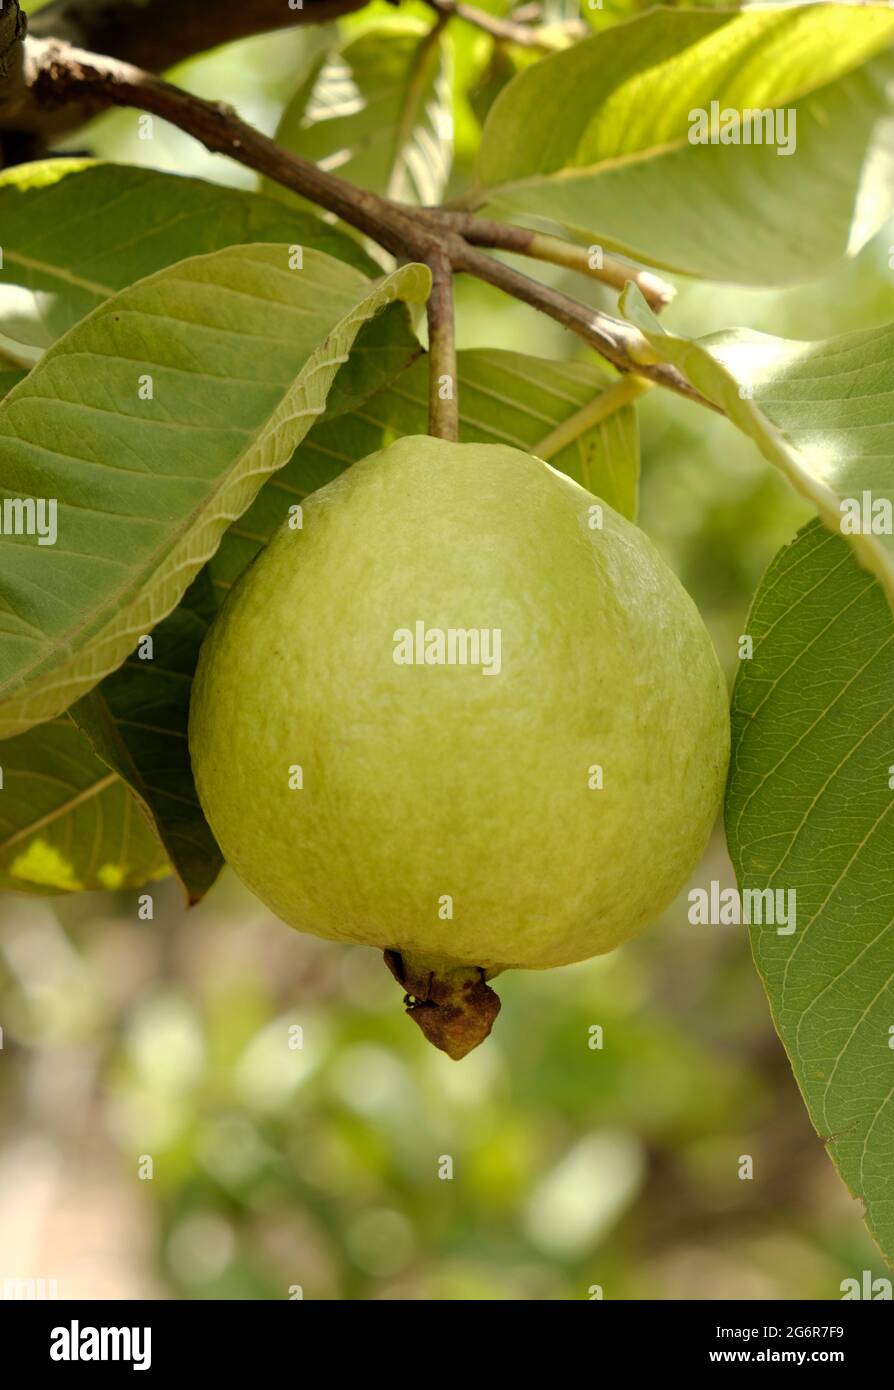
[
  {"x1": 0, "y1": 770, "x2": 118, "y2": 853},
  {"x1": 1, "y1": 248, "x2": 115, "y2": 297}
]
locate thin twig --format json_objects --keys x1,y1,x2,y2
[
  {"x1": 426, "y1": 250, "x2": 459, "y2": 441},
  {"x1": 420, "y1": 0, "x2": 566, "y2": 50},
  {"x1": 26, "y1": 40, "x2": 422, "y2": 247},
  {"x1": 452, "y1": 241, "x2": 720, "y2": 411},
  {"x1": 430, "y1": 211, "x2": 676, "y2": 311}
]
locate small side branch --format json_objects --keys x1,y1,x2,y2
[
  {"x1": 23, "y1": 38, "x2": 420, "y2": 250},
  {"x1": 426, "y1": 250, "x2": 459, "y2": 442},
  {"x1": 453, "y1": 242, "x2": 719, "y2": 412},
  {"x1": 429, "y1": 211, "x2": 676, "y2": 311}
]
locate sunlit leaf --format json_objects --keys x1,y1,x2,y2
[
  {"x1": 475, "y1": 5, "x2": 894, "y2": 284},
  {"x1": 272, "y1": 22, "x2": 453, "y2": 205},
  {"x1": 621, "y1": 285, "x2": 894, "y2": 610}
]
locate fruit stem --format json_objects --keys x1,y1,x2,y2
[
  {"x1": 425, "y1": 248, "x2": 459, "y2": 442},
  {"x1": 384, "y1": 949, "x2": 501, "y2": 1060}
]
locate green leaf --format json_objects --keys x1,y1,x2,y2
[
  {"x1": 374, "y1": 349, "x2": 640, "y2": 509},
  {"x1": 208, "y1": 348, "x2": 640, "y2": 594},
  {"x1": 726, "y1": 519, "x2": 894, "y2": 1266},
  {"x1": 0, "y1": 244, "x2": 430, "y2": 739},
  {"x1": 0, "y1": 369, "x2": 25, "y2": 399},
  {"x1": 0, "y1": 159, "x2": 379, "y2": 349},
  {"x1": 0, "y1": 716, "x2": 168, "y2": 894},
  {"x1": 70, "y1": 569, "x2": 221, "y2": 904},
  {"x1": 620, "y1": 286, "x2": 894, "y2": 610},
  {"x1": 320, "y1": 301, "x2": 423, "y2": 421},
  {"x1": 272, "y1": 22, "x2": 453, "y2": 206},
  {"x1": 475, "y1": 5, "x2": 894, "y2": 284},
  {"x1": 0, "y1": 162, "x2": 421, "y2": 418}
]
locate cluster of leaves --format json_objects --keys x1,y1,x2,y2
[{"x1": 0, "y1": 1, "x2": 893, "y2": 1265}]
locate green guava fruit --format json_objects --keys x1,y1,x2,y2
[{"x1": 189, "y1": 435, "x2": 729, "y2": 1058}]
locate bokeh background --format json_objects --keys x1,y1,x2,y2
[{"x1": 1, "y1": 0, "x2": 891, "y2": 1299}]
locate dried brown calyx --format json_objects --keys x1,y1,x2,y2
[{"x1": 384, "y1": 949, "x2": 501, "y2": 1060}]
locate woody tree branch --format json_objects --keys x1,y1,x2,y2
[
  {"x1": 6, "y1": 33, "x2": 713, "y2": 412},
  {"x1": 416, "y1": 208, "x2": 676, "y2": 312}
]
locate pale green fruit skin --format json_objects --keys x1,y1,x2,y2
[{"x1": 190, "y1": 436, "x2": 729, "y2": 971}]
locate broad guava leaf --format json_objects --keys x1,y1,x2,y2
[
  {"x1": 319, "y1": 305, "x2": 423, "y2": 421},
  {"x1": 726, "y1": 518, "x2": 894, "y2": 1267},
  {"x1": 0, "y1": 716, "x2": 169, "y2": 894},
  {"x1": 271, "y1": 22, "x2": 453, "y2": 207},
  {"x1": 475, "y1": 5, "x2": 894, "y2": 285},
  {"x1": 620, "y1": 286, "x2": 894, "y2": 611},
  {"x1": 0, "y1": 244, "x2": 430, "y2": 739},
  {"x1": 69, "y1": 569, "x2": 221, "y2": 903},
  {"x1": 0, "y1": 162, "x2": 421, "y2": 418},
  {"x1": 0, "y1": 160, "x2": 381, "y2": 348}
]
